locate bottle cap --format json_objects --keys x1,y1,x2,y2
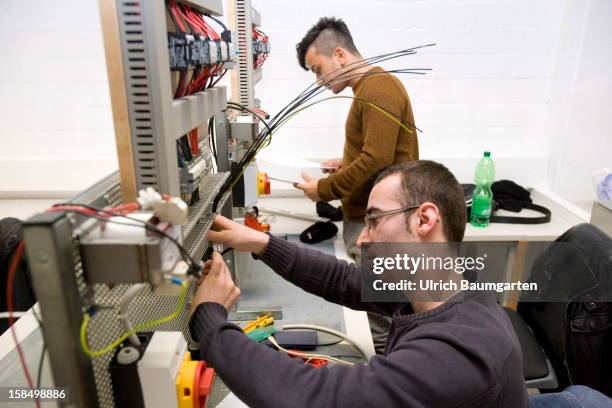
[{"x1": 484, "y1": 151, "x2": 491, "y2": 158}]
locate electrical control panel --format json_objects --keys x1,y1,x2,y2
[{"x1": 21, "y1": 1, "x2": 271, "y2": 407}]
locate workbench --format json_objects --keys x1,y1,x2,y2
[{"x1": 0, "y1": 188, "x2": 588, "y2": 407}]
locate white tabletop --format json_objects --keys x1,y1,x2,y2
[{"x1": 258, "y1": 189, "x2": 588, "y2": 242}]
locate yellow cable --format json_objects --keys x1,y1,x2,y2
[
  {"x1": 221, "y1": 95, "x2": 419, "y2": 203},
  {"x1": 257, "y1": 95, "x2": 417, "y2": 158},
  {"x1": 80, "y1": 282, "x2": 189, "y2": 358},
  {"x1": 274, "y1": 96, "x2": 415, "y2": 136}
]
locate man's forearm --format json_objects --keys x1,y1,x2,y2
[
  {"x1": 257, "y1": 235, "x2": 363, "y2": 308},
  {"x1": 257, "y1": 235, "x2": 395, "y2": 316},
  {"x1": 251, "y1": 231, "x2": 270, "y2": 256}
]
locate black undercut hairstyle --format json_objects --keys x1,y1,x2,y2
[{"x1": 296, "y1": 17, "x2": 360, "y2": 71}]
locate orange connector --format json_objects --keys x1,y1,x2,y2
[{"x1": 244, "y1": 209, "x2": 270, "y2": 232}]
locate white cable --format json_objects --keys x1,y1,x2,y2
[
  {"x1": 0, "y1": 311, "x2": 28, "y2": 319},
  {"x1": 118, "y1": 283, "x2": 148, "y2": 346},
  {"x1": 281, "y1": 324, "x2": 373, "y2": 361},
  {"x1": 267, "y1": 335, "x2": 354, "y2": 367},
  {"x1": 208, "y1": 134, "x2": 218, "y2": 173},
  {"x1": 257, "y1": 206, "x2": 327, "y2": 223}
]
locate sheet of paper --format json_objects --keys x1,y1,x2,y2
[
  {"x1": 269, "y1": 176, "x2": 300, "y2": 185},
  {"x1": 216, "y1": 392, "x2": 249, "y2": 408}
]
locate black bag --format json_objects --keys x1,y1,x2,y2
[
  {"x1": 0, "y1": 218, "x2": 36, "y2": 333},
  {"x1": 517, "y1": 224, "x2": 612, "y2": 396},
  {"x1": 316, "y1": 201, "x2": 343, "y2": 222},
  {"x1": 299, "y1": 221, "x2": 338, "y2": 244},
  {"x1": 464, "y1": 180, "x2": 551, "y2": 224}
]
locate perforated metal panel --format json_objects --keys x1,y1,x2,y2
[
  {"x1": 68, "y1": 176, "x2": 200, "y2": 408},
  {"x1": 183, "y1": 172, "x2": 230, "y2": 238},
  {"x1": 67, "y1": 171, "x2": 234, "y2": 407},
  {"x1": 183, "y1": 172, "x2": 231, "y2": 260},
  {"x1": 70, "y1": 168, "x2": 236, "y2": 407},
  {"x1": 86, "y1": 282, "x2": 196, "y2": 408}
]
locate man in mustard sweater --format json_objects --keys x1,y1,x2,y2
[{"x1": 294, "y1": 17, "x2": 419, "y2": 353}]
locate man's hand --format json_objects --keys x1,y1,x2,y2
[
  {"x1": 294, "y1": 172, "x2": 321, "y2": 202},
  {"x1": 207, "y1": 215, "x2": 270, "y2": 255},
  {"x1": 191, "y1": 252, "x2": 240, "y2": 313},
  {"x1": 321, "y1": 158, "x2": 342, "y2": 174}
]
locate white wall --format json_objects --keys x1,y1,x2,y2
[
  {"x1": 252, "y1": 0, "x2": 565, "y2": 187},
  {"x1": 0, "y1": 0, "x2": 117, "y2": 195},
  {"x1": 0, "y1": 0, "x2": 608, "y2": 207},
  {"x1": 546, "y1": 0, "x2": 612, "y2": 209}
]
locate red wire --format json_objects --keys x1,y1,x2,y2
[
  {"x1": 178, "y1": 6, "x2": 200, "y2": 33},
  {"x1": 193, "y1": 67, "x2": 210, "y2": 93},
  {"x1": 47, "y1": 206, "x2": 100, "y2": 217},
  {"x1": 175, "y1": 71, "x2": 189, "y2": 98},
  {"x1": 185, "y1": 68, "x2": 201, "y2": 95},
  {"x1": 175, "y1": 3, "x2": 198, "y2": 33},
  {"x1": 196, "y1": 130, "x2": 201, "y2": 154},
  {"x1": 190, "y1": 8, "x2": 209, "y2": 35},
  {"x1": 188, "y1": 65, "x2": 209, "y2": 94},
  {"x1": 169, "y1": 4, "x2": 224, "y2": 97},
  {"x1": 255, "y1": 53, "x2": 266, "y2": 68},
  {"x1": 210, "y1": 69, "x2": 227, "y2": 88},
  {"x1": 169, "y1": 2, "x2": 192, "y2": 98},
  {"x1": 179, "y1": 4, "x2": 215, "y2": 39},
  {"x1": 47, "y1": 203, "x2": 139, "y2": 217},
  {"x1": 189, "y1": 129, "x2": 199, "y2": 155},
  {"x1": 7, "y1": 241, "x2": 41, "y2": 408},
  {"x1": 109, "y1": 202, "x2": 140, "y2": 214},
  {"x1": 192, "y1": 12, "x2": 219, "y2": 40},
  {"x1": 195, "y1": 64, "x2": 212, "y2": 93},
  {"x1": 200, "y1": 15, "x2": 220, "y2": 40},
  {"x1": 200, "y1": 67, "x2": 211, "y2": 91},
  {"x1": 251, "y1": 108, "x2": 269, "y2": 118},
  {"x1": 168, "y1": 0, "x2": 186, "y2": 32},
  {"x1": 212, "y1": 64, "x2": 221, "y2": 75},
  {"x1": 176, "y1": 6, "x2": 223, "y2": 96},
  {"x1": 252, "y1": 25, "x2": 262, "y2": 40},
  {"x1": 252, "y1": 25, "x2": 268, "y2": 68},
  {"x1": 185, "y1": 7, "x2": 210, "y2": 37},
  {"x1": 183, "y1": 6, "x2": 206, "y2": 96}
]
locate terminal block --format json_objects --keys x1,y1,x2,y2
[{"x1": 168, "y1": 32, "x2": 235, "y2": 70}]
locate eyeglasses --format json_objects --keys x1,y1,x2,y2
[{"x1": 364, "y1": 205, "x2": 421, "y2": 231}]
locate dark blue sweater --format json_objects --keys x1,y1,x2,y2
[{"x1": 191, "y1": 236, "x2": 528, "y2": 408}]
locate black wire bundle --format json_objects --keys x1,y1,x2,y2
[
  {"x1": 208, "y1": 117, "x2": 217, "y2": 160},
  {"x1": 211, "y1": 44, "x2": 436, "y2": 211},
  {"x1": 177, "y1": 135, "x2": 192, "y2": 162}
]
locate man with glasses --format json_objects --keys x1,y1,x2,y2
[
  {"x1": 292, "y1": 17, "x2": 418, "y2": 353},
  {"x1": 189, "y1": 161, "x2": 527, "y2": 407}
]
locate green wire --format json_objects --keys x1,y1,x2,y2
[{"x1": 80, "y1": 282, "x2": 189, "y2": 358}]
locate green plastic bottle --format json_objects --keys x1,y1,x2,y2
[{"x1": 470, "y1": 151, "x2": 495, "y2": 227}]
